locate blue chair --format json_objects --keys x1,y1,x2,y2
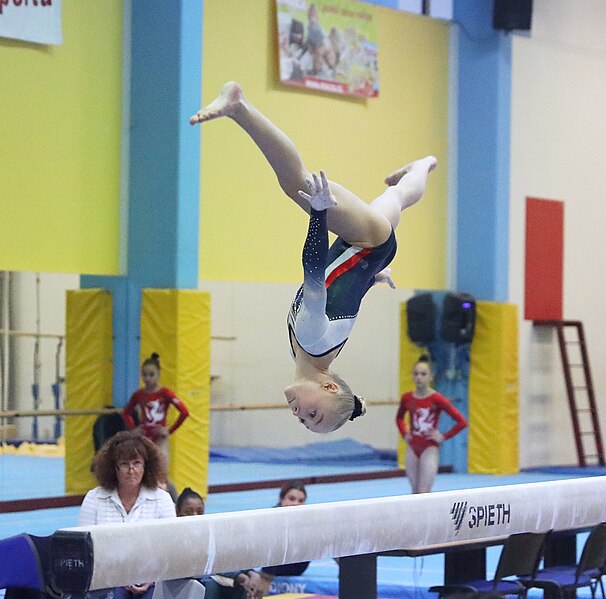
[
  {"x1": 522, "y1": 523, "x2": 606, "y2": 599},
  {"x1": 428, "y1": 531, "x2": 550, "y2": 598}
]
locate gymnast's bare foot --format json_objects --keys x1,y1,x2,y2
[
  {"x1": 189, "y1": 81, "x2": 245, "y2": 125},
  {"x1": 384, "y1": 155, "x2": 438, "y2": 186}
]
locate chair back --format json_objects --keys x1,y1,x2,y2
[
  {"x1": 494, "y1": 531, "x2": 550, "y2": 584},
  {"x1": 92, "y1": 411, "x2": 127, "y2": 452},
  {"x1": 576, "y1": 523, "x2": 606, "y2": 579}
]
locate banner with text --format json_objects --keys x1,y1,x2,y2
[
  {"x1": 277, "y1": 0, "x2": 378, "y2": 98},
  {"x1": 0, "y1": 0, "x2": 62, "y2": 45}
]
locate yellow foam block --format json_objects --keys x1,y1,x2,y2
[
  {"x1": 13, "y1": 440, "x2": 65, "y2": 458},
  {"x1": 468, "y1": 302, "x2": 519, "y2": 474},
  {"x1": 64, "y1": 289, "x2": 113, "y2": 494},
  {"x1": 140, "y1": 289, "x2": 211, "y2": 496}
]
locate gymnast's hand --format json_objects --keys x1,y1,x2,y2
[
  {"x1": 298, "y1": 171, "x2": 337, "y2": 211},
  {"x1": 126, "y1": 582, "x2": 152, "y2": 594},
  {"x1": 373, "y1": 268, "x2": 396, "y2": 289},
  {"x1": 429, "y1": 429, "x2": 444, "y2": 443},
  {"x1": 236, "y1": 570, "x2": 264, "y2": 599}
]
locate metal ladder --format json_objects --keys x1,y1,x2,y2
[{"x1": 534, "y1": 320, "x2": 605, "y2": 466}]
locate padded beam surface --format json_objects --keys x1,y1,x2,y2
[{"x1": 52, "y1": 476, "x2": 606, "y2": 592}]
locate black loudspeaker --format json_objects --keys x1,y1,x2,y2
[
  {"x1": 441, "y1": 293, "x2": 476, "y2": 345},
  {"x1": 493, "y1": 0, "x2": 533, "y2": 31},
  {"x1": 406, "y1": 293, "x2": 436, "y2": 344}
]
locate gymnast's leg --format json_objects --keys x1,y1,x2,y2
[
  {"x1": 415, "y1": 446, "x2": 440, "y2": 494},
  {"x1": 369, "y1": 155, "x2": 437, "y2": 231},
  {"x1": 405, "y1": 447, "x2": 421, "y2": 494},
  {"x1": 189, "y1": 81, "x2": 393, "y2": 248}
]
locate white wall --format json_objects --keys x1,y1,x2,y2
[
  {"x1": 3, "y1": 274, "x2": 409, "y2": 450},
  {"x1": 201, "y1": 280, "x2": 412, "y2": 449},
  {"x1": 510, "y1": 0, "x2": 606, "y2": 467}
]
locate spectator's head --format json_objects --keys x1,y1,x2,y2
[
  {"x1": 176, "y1": 487, "x2": 205, "y2": 516},
  {"x1": 279, "y1": 481, "x2": 307, "y2": 506},
  {"x1": 92, "y1": 429, "x2": 166, "y2": 491}
]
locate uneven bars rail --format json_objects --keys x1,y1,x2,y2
[
  {"x1": 0, "y1": 329, "x2": 235, "y2": 341},
  {"x1": 0, "y1": 408, "x2": 123, "y2": 418},
  {"x1": 0, "y1": 399, "x2": 399, "y2": 418},
  {"x1": 0, "y1": 329, "x2": 64, "y2": 339},
  {"x1": 51, "y1": 476, "x2": 606, "y2": 593}
]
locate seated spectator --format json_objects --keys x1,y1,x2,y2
[
  {"x1": 261, "y1": 481, "x2": 310, "y2": 578},
  {"x1": 80, "y1": 429, "x2": 176, "y2": 598},
  {"x1": 175, "y1": 488, "x2": 263, "y2": 599}
]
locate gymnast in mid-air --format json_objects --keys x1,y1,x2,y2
[{"x1": 190, "y1": 81, "x2": 436, "y2": 433}]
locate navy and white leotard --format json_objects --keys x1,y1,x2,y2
[{"x1": 288, "y1": 208, "x2": 397, "y2": 358}]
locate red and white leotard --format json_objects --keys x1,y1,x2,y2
[
  {"x1": 395, "y1": 391, "x2": 467, "y2": 458},
  {"x1": 123, "y1": 388, "x2": 189, "y2": 440}
]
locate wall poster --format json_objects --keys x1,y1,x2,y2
[{"x1": 277, "y1": 0, "x2": 379, "y2": 98}]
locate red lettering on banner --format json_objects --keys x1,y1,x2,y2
[
  {"x1": 0, "y1": 0, "x2": 51, "y2": 13},
  {"x1": 303, "y1": 77, "x2": 348, "y2": 95}
]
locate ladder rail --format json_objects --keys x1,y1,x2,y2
[
  {"x1": 554, "y1": 325, "x2": 586, "y2": 466},
  {"x1": 575, "y1": 323, "x2": 606, "y2": 465},
  {"x1": 534, "y1": 319, "x2": 605, "y2": 467}
]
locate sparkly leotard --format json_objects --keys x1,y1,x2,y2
[{"x1": 288, "y1": 208, "x2": 397, "y2": 358}]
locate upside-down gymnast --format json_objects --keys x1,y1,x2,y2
[
  {"x1": 190, "y1": 81, "x2": 437, "y2": 434},
  {"x1": 396, "y1": 354, "x2": 467, "y2": 493}
]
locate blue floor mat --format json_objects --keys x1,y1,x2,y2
[
  {"x1": 523, "y1": 464, "x2": 606, "y2": 476},
  {"x1": 0, "y1": 455, "x2": 65, "y2": 501},
  {"x1": 211, "y1": 438, "x2": 396, "y2": 464}
]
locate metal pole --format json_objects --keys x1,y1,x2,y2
[
  {"x1": 1, "y1": 272, "x2": 10, "y2": 444},
  {"x1": 32, "y1": 273, "x2": 42, "y2": 440},
  {"x1": 53, "y1": 337, "x2": 64, "y2": 439}
]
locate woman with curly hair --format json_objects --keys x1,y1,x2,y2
[{"x1": 79, "y1": 429, "x2": 176, "y2": 598}]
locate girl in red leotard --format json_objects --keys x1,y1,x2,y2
[
  {"x1": 123, "y1": 353, "x2": 189, "y2": 499},
  {"x1": 396, "y1": 354, "x2": 467, "y2": 493}
]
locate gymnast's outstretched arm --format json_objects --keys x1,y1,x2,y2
[{"x1": 293, "y1": 172, "x2": 335, "y2": 348}]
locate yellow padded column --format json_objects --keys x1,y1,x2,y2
[
  {"x1": 468, "y1": 302, "x2": 519, "y2": 474},
  {"x1": 140, "y1": 289, "x2": 211, "y2": 496},
  {"x1": 65, "y1": 289, "x2": 113, "y2": 494}
]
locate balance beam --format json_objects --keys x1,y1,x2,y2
[{"x1": 49, "y1": 476, "x2": 606, "y2": 594}]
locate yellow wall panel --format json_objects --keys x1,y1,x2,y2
[
  {"x1": 0, "y1": 1, "x2": 123, "y2": 274},
  {"x1": 199, "y1": 0, "x2": 449, "y2": 288},
  {"x1": 64, "y1": 289, "x2": 113, "y2": 494},
  {"x1": 468, "y1": 302, "x2": 519, "y2": 474},
  {"x1": 140, "y1": 290, "x2": 211, "y2": 497}
]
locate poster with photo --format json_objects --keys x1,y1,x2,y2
[{"x1": 277, "y1": 0, "x2": 379, "y2": 98}]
